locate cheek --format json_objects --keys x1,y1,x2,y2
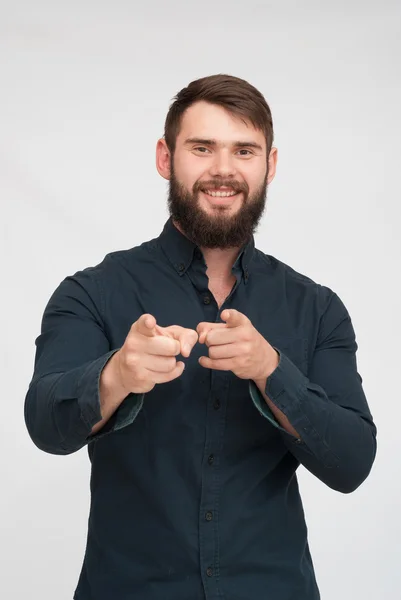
[
  {"x1": 175, "y1": 157, "x2": 205, "y2": 191},
  {"x1": 250, "y1": 172, "x2": 267, "y2": 191},
  {"x1": 230, "y1": 169, "x2": 257, "y2": 195}
]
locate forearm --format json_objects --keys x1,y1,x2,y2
[
  {"x1": 25, "y1": 271, "x2": 145, "y2": 455},
  {"x1": 25, "y1": 351, "x2": 118, "y2": 455},
  {"x1": 251, "y1": 348, "x2": 377, "y2": 493},
  {"x1": 279, "y1": 381, "x2": 376, "y2": 493}
]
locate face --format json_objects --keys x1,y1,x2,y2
[{"x1": 156, "y1": 101, "x2": 277, "y2": 249}]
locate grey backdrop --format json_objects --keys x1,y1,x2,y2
[{"x1": 1, "y1": 1, "x2": 400, "y2": 598}]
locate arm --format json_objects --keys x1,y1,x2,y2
[
  {"x1": 24, "y1": 269, "x2": 144, "y2": 455},
  {"x1": 254, "y1": 369, "x2": 300, "y2": 439},
  {"x1": 92, "y1": 353, "x2": 131, "y2": 435},
  {"x1": 249, "y1": 291, "x2": 377, "y2": 493}
]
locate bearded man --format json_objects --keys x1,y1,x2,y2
[{"x1": 25, "y1": 73, "x2": 377, "y2": 600}]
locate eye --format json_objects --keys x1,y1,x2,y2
[
  {"x1": 236, "y1": 149, "x2": 253, "y2": 156},
  {"x1": 193, "y1": 146, "x2": 211, "y2": 154}
]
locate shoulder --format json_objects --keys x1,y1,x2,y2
[
  {"x1": 80, "y1": 236, "x2": 158, "y2": 282},
  {"x1": 253, "y1": 247, "x2": 339, "y2": 312}
]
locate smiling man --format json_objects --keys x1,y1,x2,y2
[{"x1": 25, "y1": 74, "x2": 377, "y2": 600}]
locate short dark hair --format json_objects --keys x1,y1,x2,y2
[{"x1": 164, "y1": 73, "x2": 274, "y2": 155}]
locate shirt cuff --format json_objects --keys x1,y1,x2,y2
[
  {"x1": 74, "y1": 349, "x2": 144, "y2": 443},
  {"x1": 249, "y1": 347, "x2": 310, "y2": 435}
]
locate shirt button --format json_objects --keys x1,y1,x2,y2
[
  {"x1": 213, "y1": 398, "x2": 221, "y2": 410},
  {"x1": 178, "y1": 263, "x2": 185, "y2": 272},
  {"x1": 206, "y1": 567, "x2": 213, "y2": 577},
  {"x1": 208, "y1": 454, "x2": 214, "y2": 465},
  {"x1": 205, "y1": 511, "x2": 213, "y2": 521},
  {"x1": 203, "y1": 295, "x2": 211, "y2": 305}
]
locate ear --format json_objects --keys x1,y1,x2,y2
[
  {"x1": 156, "y1": 138, "x2": 172, "y2": 180},
  {"x1": 267, "y1": 146, "x2": 278, "y2": 185}
]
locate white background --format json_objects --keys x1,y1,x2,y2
[{"x1": 1, "y1": 1, "x2": 400, "y2": 598}]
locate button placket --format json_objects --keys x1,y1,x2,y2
[{"x1": 199, "y1": 341, "x2": 227, "y2": 598}]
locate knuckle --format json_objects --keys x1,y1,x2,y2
[
  {"x1": 166, "y1": 357, "x2": 177, "y2": 371},
  {"x1": 126, "y1": 332, "x2": 139, "y2": 350},
  {"x1": 242, "y1": 327, "x2": 252, "y2": 341},
  {"x1": 209, "y1": 347, "x2": 218, "y2": 359},
  {"x1": 165, "y1": 339, "x2": 179, "y2": 356},
  {"x1": 242, "y1": 342, "x2": 251, "y2": 355},
  {"x1": 126, "y1": 352, "x2": 141, "y2": 369},
  {"x1": 158, "y1": 336, "x2": 174, "y2": 354}
]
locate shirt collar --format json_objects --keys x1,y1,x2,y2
[{"x1": 158, "y1": 217, "x2": 255, "y2": 283}]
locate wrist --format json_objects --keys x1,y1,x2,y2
[
  {"x1": 100, "y1": 351, "x2": 129, "y2": 402},
  {"x1": 254, "y1": 345, "x2": 279, "y2": 388}
]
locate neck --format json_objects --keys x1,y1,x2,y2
[
  {"x1": 201, "y1": 246, "x2": 241, "y2": 280},
  {"x1": 173, "y1": 219, "x2": 241, "y2": 279}
]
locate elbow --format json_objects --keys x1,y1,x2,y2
[
  {"x1": 330, "y1": 472, "x2": 370, "y2": 495},
  {"x1": 28, "y1": 433, "x2": 76, "y2": 456},
  {"x1": 329, "y1": 434, "x2": 377, "y2": 495},
  {"x1": 24, "y1": 386, "x2": 83, "y2": 456}
]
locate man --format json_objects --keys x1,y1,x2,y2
[{"x1": 25, "y1": 74, "x2": 377, "y2": 600}]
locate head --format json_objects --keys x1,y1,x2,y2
[{"x1": 156, "y1": 74, "x2": 277, "y2": 249}]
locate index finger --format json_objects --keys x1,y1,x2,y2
[
  {"x1": 147, "y1": 334, "x2": 181, "y2": 357},
  {"x1": 197, "y1": 322, "x2": 227, "y2": 344},
  {"x1": 203, "y1": 326, "x2": 239, "y2": 347},
  {"x1": 134, "y1": 313, "x2": 158, "y2": 337}
]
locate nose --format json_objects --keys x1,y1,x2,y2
[{"x1": 209, "y1": 149, "x2": 237, "y2": 178}]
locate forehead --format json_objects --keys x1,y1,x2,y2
[{"x1": 176, "y1": 101, "x2": 266, "y2": 148}]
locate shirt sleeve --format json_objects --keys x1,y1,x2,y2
[
  {"x1": 24, "y1": 268, "x2": 144, "y2": 455},
  {"x1": 249, "y1": 290, "x2": 377, "y2": 493}
]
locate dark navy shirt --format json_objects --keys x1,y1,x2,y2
[{"x1": 25, "y1": 217, "x2": 377, "y2": 600}]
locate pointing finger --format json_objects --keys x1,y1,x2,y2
[
  {"x1": 220, "y1": 309, "x2": 250, "y2": 328},
  {"x1": 134, "y1": 313, "x2": 158, "y2": 337},
  {"x1": 197, "y1": 322, "x2": 228, "y2": 344},
  {"x1": 182, "y1": 329, "x2": 199, "y2": 356}
]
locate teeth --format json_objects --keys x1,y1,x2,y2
[{"x1": 204, "y1": 189, "x2": 237, "y2": 198}]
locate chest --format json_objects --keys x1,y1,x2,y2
[{"x1": 208, "y1": 276, "x2": 237, "y2": 308}]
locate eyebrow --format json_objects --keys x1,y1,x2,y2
[{"x1": 184, "y1": 137, "x2": 264, "y2": 152}]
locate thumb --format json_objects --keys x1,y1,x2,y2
[
  {"x1": 197, "y1": 322, "x2": 221, "y2": 344},
  {"x1": 166, "y1": 326, "x2": 199, "y2": 357},
  {"x1": 220, "y1": 309, "x2": 249, "y2": 328}
]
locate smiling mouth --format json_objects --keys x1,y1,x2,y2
[{"x1": 201, "y1": 188, "x2": 240, "y2": 198}]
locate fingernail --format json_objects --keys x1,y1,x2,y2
[{"x1": 183, "y1": 344, "x2": 191, "y2": 355}]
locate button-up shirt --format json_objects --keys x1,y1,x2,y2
[{"x1": 24, "y1": 217, "x2": 377, "y2": 600}]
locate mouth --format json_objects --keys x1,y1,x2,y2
[
  {"x1": 202, "y1": 187, "x2": 238, "y2": 197},
  {"x1": 200, "y1": 187, "x2": 242, "y2": 204}
]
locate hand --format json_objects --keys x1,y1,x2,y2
[
  {"x1": 196, "y1": 309, "x2": 279, "y2": 382},
  {"x1": 113, "y1": 314, "x2": 198, "y2": 394}
]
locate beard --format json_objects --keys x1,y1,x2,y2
[{"x1": 167, "y1": 161, "x2": 268, "y2": 249}]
